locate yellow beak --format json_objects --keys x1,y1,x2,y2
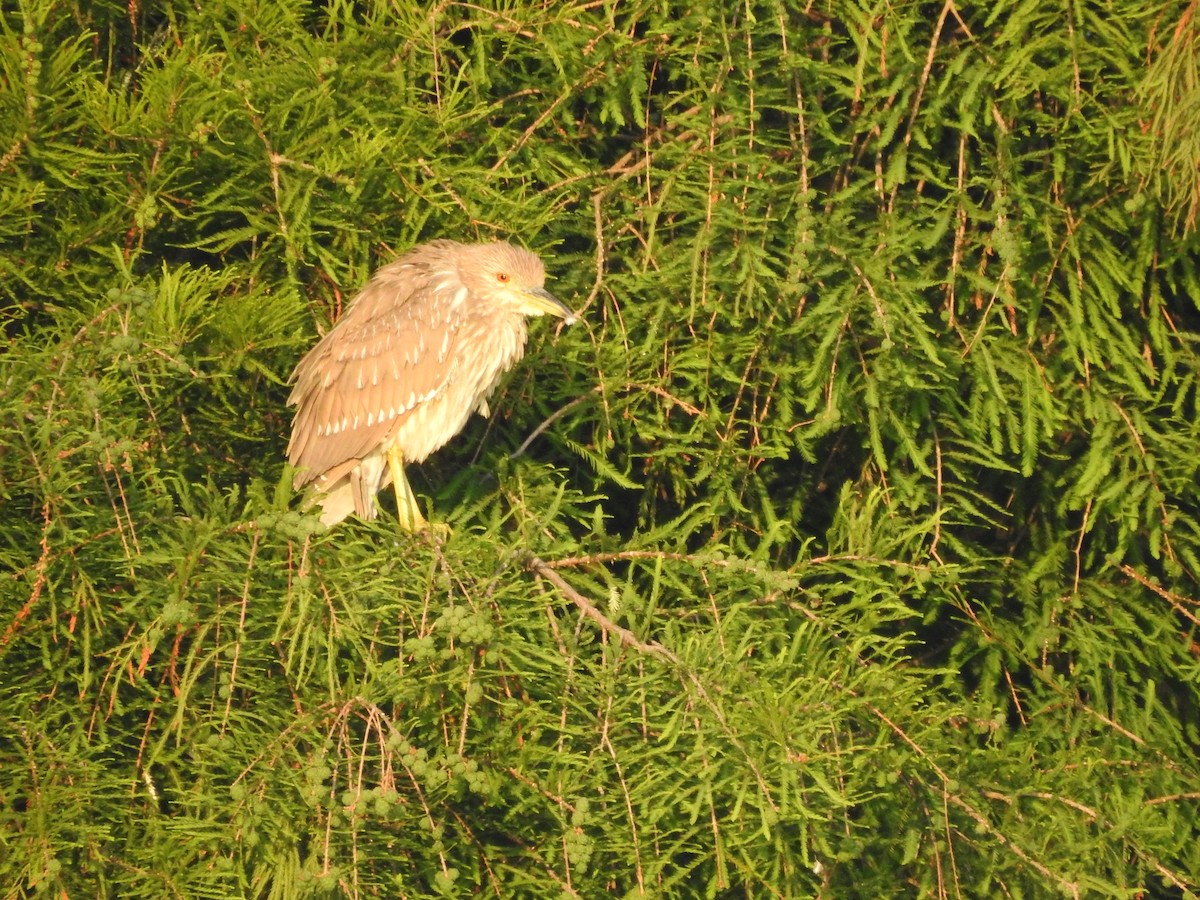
[{"x1": 520, "y1": 286, "x2": 576, "y2": 324}]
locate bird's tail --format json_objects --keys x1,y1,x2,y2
[{"x1": 300, "y1": 455, "x2": 389, "y2": 526}]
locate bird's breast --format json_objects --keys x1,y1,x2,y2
[{"x1": 387, "y1": 314, "x2": 529, "y2": 463}]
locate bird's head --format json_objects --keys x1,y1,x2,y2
[{"x1": 465, "y1": 242, "x2": 576, "y2": 325}]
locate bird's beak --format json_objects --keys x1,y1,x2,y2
[{"x1": 520, "y1": 286, "x2": 577, "y2": 325}]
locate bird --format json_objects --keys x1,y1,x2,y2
[{"x1": 286, "y1": 239, "x2": 575, "y2": 529}]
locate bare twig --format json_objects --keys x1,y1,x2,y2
[{"x1": 524, "y1": 555, "x2": 778, "y2": 810}]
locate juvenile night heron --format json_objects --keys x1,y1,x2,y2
[{"x1": 286, "y1": 239, "x2": 574, "y2": 529}]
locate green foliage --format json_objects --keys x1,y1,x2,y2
[{"x1": 3, "y1": 0, "x2": 1199, "y2": 896}]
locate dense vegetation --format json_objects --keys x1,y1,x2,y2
[{"x1": 3, "y1": 0, "x2": 1199, "y2": 896}]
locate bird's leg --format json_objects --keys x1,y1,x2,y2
[{"x1": 386, "y1": 444, "x2": 429, "y2": 531}]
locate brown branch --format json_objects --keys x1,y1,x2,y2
[
  {"x1": 867, "y1": 702, "x2": 1081, "y2": 897},
  {"x1": 1, "y1": 499, "x2": 54, "y2": 651},
  {"x1": 523, "y1": 555, "x2": 778, "y2": 810},
  {"x1": 1120, "y1": 564, "x2": 1200, "y2": 628}
]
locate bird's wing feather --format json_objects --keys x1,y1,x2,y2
[{"x1": 287, "y1": 266, "x2": 464, "y2": 485}]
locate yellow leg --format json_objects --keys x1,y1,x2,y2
[{"x1": 386, "y1": 445, "x2": 428, "y2": 531}]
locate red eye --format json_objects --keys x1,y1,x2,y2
[{"x1": 495, "y1": 272, "x2": 510, "y2": 284}]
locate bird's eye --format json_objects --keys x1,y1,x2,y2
[{"x1": 495, "y1": 272, "x2": 510, "y2": 284}]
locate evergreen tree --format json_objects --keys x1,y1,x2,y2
[{"x1": 2, "y1": 1, "x2": 1198, "y2": 895}]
